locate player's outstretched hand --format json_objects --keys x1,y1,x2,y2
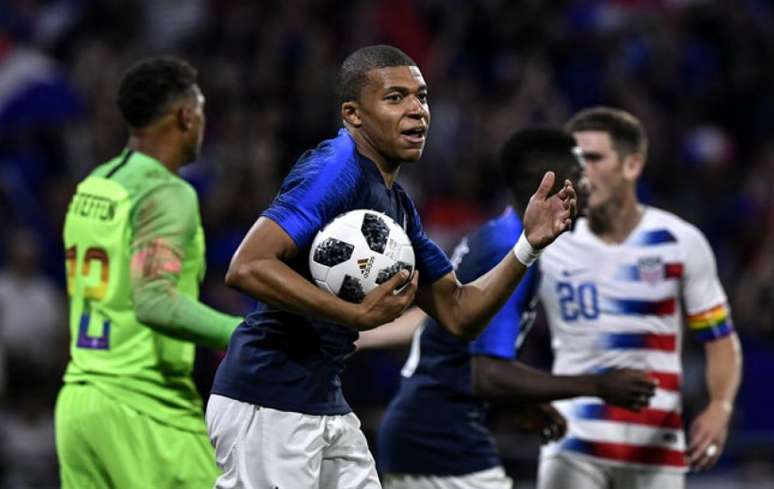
[
  {"x1": 522, "y1": 171, "x2": 577, "y2": 249},
  {"x1": 593, "y1": 368, "x2": 657, "y2": 411},
  {"x1": 687, "y1": 401, "x2": 731, "y2": 471},
  {"x1": 513, "y1": 403, "x2": 567, "y2": 444},
  {"x1": 354, "y1": 270, "x2": 419, "y2": 331}
]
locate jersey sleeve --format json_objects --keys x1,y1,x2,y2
[
  {"x1": 262, "y1": 153, "x2": 361, "y2": 250},
  {"x1": 681, "y1": 224, "x2": 733, "y2": 343},
  {"x1": 462, "y1": 221, "x2": 532, "y2": 360},
  {"x1": 403, "y1": 196, "x2": 453, "y2": 287},
  {"x1": 130, "y1": 183, "x2": 240, "y2": 348},
  {"x1": 470, "y1": 267, "x2": 537, "y2": 360}
]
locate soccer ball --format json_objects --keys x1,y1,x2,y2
[{"x1": 309, "y1": 209, "x2": 415, "y2": 303}]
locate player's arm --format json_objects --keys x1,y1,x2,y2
[
  {"x1": 416, "y1": 172, "x2": 575, "y2": 339},
  {"x1": 355, "y1": 307, "x2": 426, "y2": 350},
  {"x1": 467, "y1": 269, "x2": 653, "y2": 440},
  {"x1": 680, "y1": 225, "x2": 743, "y2": 470},
  {"x1": 703, "y1": 333, "x2": 742, "y2": 420},
  {"x1": 686, "y1": 318, "x2": 742, "y2": 470},
  {"x1": 471, "y1": 357, "x2": 655, "y2": 411},
  {"x1": 225, "y1": 217, "x2": 418, "y2": 331},
  {"x1": 687, "y1": 331, "x2": 742, "y2": 470},
  {"x1": 130, "y1": 184, "x2": 241, "y2": 349}
]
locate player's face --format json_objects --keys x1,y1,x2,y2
[
  {"x1": 357, "y1": 66, "x2": 430, "y2": 163},
  {"x1": 566, "y1": 152, "x2": 591, "y2": 215},
  {"x1": 573, "y1": 130, "x2": 626, "y2": 212}
]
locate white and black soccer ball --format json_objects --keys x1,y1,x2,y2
[{"x1": 309, "y1": 209, "x2": 415, "y2": 303}]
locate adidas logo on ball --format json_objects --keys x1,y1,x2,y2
[{"x1": 357, "y1": 257, "x2": 375, "y2": 278}]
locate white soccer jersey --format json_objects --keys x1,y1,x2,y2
[{"x1": 538, "y1": 207, "x2": 733, "y2": 472}]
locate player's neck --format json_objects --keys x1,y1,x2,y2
[
  {"x1": 368, "y1": 154, "x2": 401, "y2": 189},
  {"x1": 589, "y1": 193, "x2": 644, "y2": 244},
  {"x1": 127, "y1": 135, "x2": 185, "y2": 174},
  {"x1": 348, "y1": 127, "x2": 401, "y2": 188}
]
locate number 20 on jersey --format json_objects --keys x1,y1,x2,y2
[{"x1": 557, "y1": 281, "x2": 599, "y2": 321}]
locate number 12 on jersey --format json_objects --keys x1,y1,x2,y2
[
  {"x1": 66, "y1": 245, "x2": 112, "y2": 349},
  {"x1": 557, "y1": 281, "x2": 599, "y2": 321}
]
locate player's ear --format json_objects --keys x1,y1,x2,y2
[
  {"x1": 177, "y1": 103, "x2": 194, "y2": 131},
  {"x1": 623, "y1": 153, "x2": 644, "y2": 181},
  {"x1": 341, "y1": 101, "x2": 362, "y2": 127}
]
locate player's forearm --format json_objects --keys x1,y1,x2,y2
[
  {"x1": 134, "y1": 281, "x2": 241, "y2": 349},
  {"x1": 225, "y1": 257, "x2": 361, "y2": 328},
  {"x1": 472, "y1": 356, "x2": 595, "y2": 403},
  {"x1": 436, "y1": 254, "x2": 528, "y2": 339},
  {"x1": 356, "y1": 307, "x2": 426, "y2": 350},
  {"x1": 705, "y1": 333, "x2": 743, "y2": 413}
]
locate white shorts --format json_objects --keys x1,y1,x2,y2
[
  {"x1": 206, "y1": 394, "x2": 381, "y2": 489},
  {"x1": 383, "y1": 466, "x2": 513, "y2": 489},
  {"x1": 538, "y1": 453, "x2": 685, "y2": 489}
]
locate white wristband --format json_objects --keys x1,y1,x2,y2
[{"x1": 512, "y1": 231, "x2": 541, "y2": 267}]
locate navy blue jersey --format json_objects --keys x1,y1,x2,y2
[
  {"x1": 212, "y1": 129, "x2": 453, "y2": 415},
  {"x1": 378, "y1": 207, "x2": 538, "y2": 476}
]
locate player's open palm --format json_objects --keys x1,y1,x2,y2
[
  {"x1": 355, "y1": 270, "x2": 419, "y2": 331},
  {"x1": 523, "y1": 171, "x2": 577, "y2": 249},
  {"x1": 595, "y1": 368, "x2": 657, "y2": 411}
]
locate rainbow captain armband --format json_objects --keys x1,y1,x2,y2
[{"x1": 688, "y1": 304, "x2": 734, "y2": 342}]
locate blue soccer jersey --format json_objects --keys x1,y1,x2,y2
[
  {"x1": 212, "y1": 129, "x2": 453, "y2": 415},
  {"x1": 378, "y1": 207, "x2": 538, "y2": 476}
]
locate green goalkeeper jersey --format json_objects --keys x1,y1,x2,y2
[{"x1": 63, "y1": 149, "x2": 238, "y2": 433}]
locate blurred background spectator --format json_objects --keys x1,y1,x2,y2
[
  {"x1": 0, "y1": 228, "x2": 64, "y2": 488},
  {"x1": 1, "y1": 0, "x2": 773, "y2": 487}
]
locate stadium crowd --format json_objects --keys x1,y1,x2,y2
[{"x1": 1, "y1": 0, "x2": 773, "y2": 487}]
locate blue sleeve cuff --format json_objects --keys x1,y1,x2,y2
[{"x1": 262, "y1": 204, "x2": 318, "y2": 251}]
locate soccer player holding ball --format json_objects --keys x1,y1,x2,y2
[
  {"x1": 536, "y1": 107, "x2": 742, "y2": 489},
  {"x1": 207, "y1": 45, "x2": 576, "y2": 489},
  {"x1": 55, "y1": 57, "x2": 242, "y2": 488}
]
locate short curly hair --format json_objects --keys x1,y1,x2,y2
[
  {"x1": 500, "y1": 128, "x2": 582, "y2": 214},
  {"x1": 339, "y1": 45, "x2": 416, "y2": 104},
  {"x1": 117, "y1": 57, "x2": 198, "y2": 128}
]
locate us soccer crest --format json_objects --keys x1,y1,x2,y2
[{"x1": 637, "y1": 256, "x2": 664, "y2": 284}]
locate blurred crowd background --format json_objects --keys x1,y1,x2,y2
[{"x1": 1, "y1": 0, "x2": 774, "y2": 487}]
